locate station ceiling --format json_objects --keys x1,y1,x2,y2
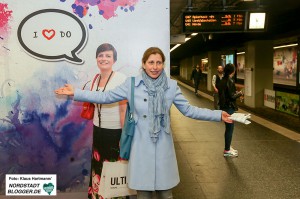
[{"x1": 170, "y1": 0, "x2": 300, "y2": 61}]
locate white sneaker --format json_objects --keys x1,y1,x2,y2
[
  {"x1": 230, "y1": 146, "x2": 238, "y2": 154},
  {"x1": 224, "y1": 149, "x2": 238, "y2": 157}
]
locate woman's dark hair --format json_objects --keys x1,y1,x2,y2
[
  {"x1": 95, "y1": 43, "x2": 117, "y2": 61},
  {"x1": 223, "y1": 63, "x2": 235, "y2": 78},
  {"x1": 142, "y1": 47, "x2": 165, "y2": 64}
]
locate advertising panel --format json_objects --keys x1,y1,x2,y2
[
  {"x1": 275, "y1": 91, "x2": 299, "y2": 117},
  {"x1": 0, "y1": 0, "x2": 169, "y2": 193},
  {"x1": 273, "y1": 46, "x2": 297, "y2": 86},
  {"x1": 237, "y1": 53, "x2": 245, "y2": 79},
  {"x1": 264, "y1": 89, "x2": 275, "y2": 109}
]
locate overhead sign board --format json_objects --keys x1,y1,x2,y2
[{"x1": 183, "y1": 11, "x2": 246, "y2": 33}]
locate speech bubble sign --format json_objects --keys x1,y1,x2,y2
[{"x1": 17, "y1": 9, "x2": 87, "y2": 64}]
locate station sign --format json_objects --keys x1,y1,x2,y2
[{"x1": 183, "y1": 11, "x2": 246, "y2": 33}]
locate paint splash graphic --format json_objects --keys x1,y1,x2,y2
[
  {"x1": 0, "y1": 3, "x2": 13, "y2": 34},
  {"x1": 67, "y1": 0, "x2": 139, "y2": 19},
  {"x1": 0, "y1": 69, "x2": 93, "y2": 191}
]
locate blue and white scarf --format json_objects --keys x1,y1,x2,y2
[{"x1": 142, "y1": 70, "x2": 170, "y2": 142}]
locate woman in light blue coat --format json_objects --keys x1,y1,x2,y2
[{"x1": 55, "y1": 47, "x2": 232, "y2": 199}]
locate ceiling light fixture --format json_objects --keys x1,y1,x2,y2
[
  {"x1": 170, "y1": 44, "x2": 181, "y2": 52},
  {"x1": 273, "y1": 43, "x2": 298, "y2": 49}
]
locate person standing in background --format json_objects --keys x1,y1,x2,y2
[
  {"x1": 190, "y1": 65, "x2": 202, "y2": 96},
  {"x1": 218, "y1": 63, "x2": 243, "y2": 157},
  {"x1": 212, "y1": 65, "x2": 224, "y2": 109}
]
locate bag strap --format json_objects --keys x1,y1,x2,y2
[
  {"x1": 90, "y1": 74, "x2": 100, "y2": 91},
  {"x1": 129, "y1": 77, "x2": 135, "y2": 115},
  {"x1": 82, "y1": 74, "x2": 100, "y2": 90}
]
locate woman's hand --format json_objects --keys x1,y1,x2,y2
[
  {"x1": 221, "y1": 111, "x2": 233, "y2": 123},
  {"x1": 54, "y1": 84, "x2": 75, "y2": 96}
]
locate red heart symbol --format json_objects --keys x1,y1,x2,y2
[{"x1": 42, "y1": 29, "x2": 56, "y2": 40}]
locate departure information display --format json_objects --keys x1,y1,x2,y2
[{"x1": 183, "y1": 11, "x2": 246, "y2": 32}]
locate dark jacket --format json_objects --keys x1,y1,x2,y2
[
  {"x1": 215, "y1": 74, "x2": 222, "y2": 90},
  {"x1": 218, "y1": 77, "x2": 242, "y2": 111},
  {"x1": 190, "y1": 68, "x2": 202, "y2": 81}
]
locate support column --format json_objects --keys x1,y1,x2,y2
[
  {"x1": 180, "y1": 58, "x2": 191, "y2": 80},
  {"x1": 244, "y1": 40, "x2": 273, "y2": 108},
  {"x1": 207, "y1": 51, "x2": 222, "y2": 91}
]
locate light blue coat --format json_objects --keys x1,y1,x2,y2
[{"x1": 74, "y1": 75, "x2": 222, "y2": 191}]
